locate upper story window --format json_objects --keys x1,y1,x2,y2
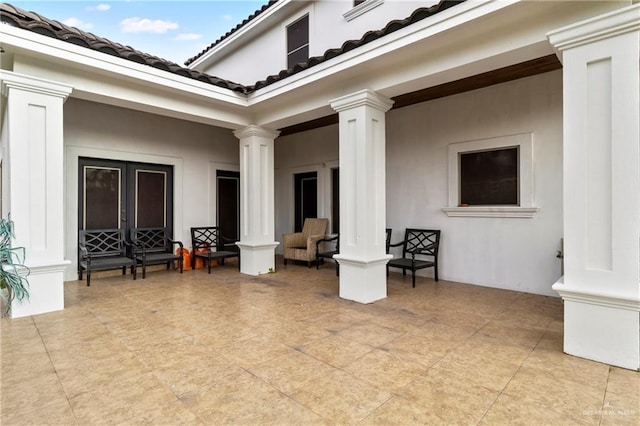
[
  {"x1": 287, "y1": 15, "x2": 309, "y2": 69},
  {"x1": 354, "y1": 0, "x2": 366, "y2": 5}
]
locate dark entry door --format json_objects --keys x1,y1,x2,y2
[
  {"x1": 79, "y1": 158, "x2": 173, "y2": 235},
  {"x1": 217, "y1": 170, "x2": 240, "y2": 250},
  {"x1": 294, "y1": 171, "x2": 317, "y2": 232}
]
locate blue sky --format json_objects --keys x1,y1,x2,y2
[{"x1": 10, "y1": 1, "x2": 267, "y2": 64}]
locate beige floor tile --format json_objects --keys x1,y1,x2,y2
[
  {"x1": 215, "y1": 333, "x2": 293, "y2": 368},
  {"x1": 0, "y1": 259, "x2": 613, "y2": 425},
  {"x1": 600, "y1": 392, "x2": 640, "y2": 425},
  {"x1": 522, "y1": 348, "x2": 610, "y2": 390},
  {"x1": 359, "y1": 396, "x2": 446, "y2": 425},
  {"x1": 381, "y1": 333, "x2": 456, "y2": 367},
  {"x1": 397, "y1": 368, "x2": 500, "y2": 424},
  {"x1": 605, "y1": 366, "x2": 640, "y2": 397},
  {"x1": 502, "y1": 365, "x2": 606, "y2": 420},
  {"x1": 69, "y1": 373, "x2": 179, "y2": 424},
  {"x1": 0, "y1": 398, "x2": 77, "y2": 426},
  {"x1": 249, "y1": 348, "x2": 337, "y2": 395},
  {"x1": 0, "y1": 371, "x2": 69, "y2": 421},
  {"x1": 290, "y1": 368, "x2": 392, "y2": 424},
  {"x1": 182, "y1": 369, "x2": 297, "y2": 424},
  {"x1": 337, "y1": 322, "x2": 403, "y2": 347},
  {"x1": 299, "y1": 332, "x2": 375, "y2": 368},
  {"x1": 480, "y1": 393, "x2": 593, "y2": 426},
  {"x1": 343, "y1": 348, "x2": 428, "y2": 391},
  {"x1": 431, "y1": 348, "x2": 520, "y2": 392}
]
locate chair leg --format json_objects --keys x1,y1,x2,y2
[
  {"x1": 335, "y1": 263, "x2": 339, "y2": 277},
  {"x1": 133, "y1": 265, "x2": 137, "y2": 280},
  {"x1": 284, "y1": 258, "x2": 287, "y2": 266},
  {"x1": 412, "y1": 270, "x2": 416, "y2": 288},
  {"x1": 207, "y1": 258, "x2": 212, "y2": 274},
  {"x1": 79, "y1": 269, "x2": 83, "y2": 281},
  {"x1": 142, "y1": 263, "x2": 146, "y2": 279},
  {"x1": 179, "y1": 257, "x2": 183, "y2": 273},
  {"x1": 122, "y1": 266, "x2": 126, "y2": 275},
  {"x1": 87, "y1": 272, "x2": 91, "y2": 287},
  {"x1": 434, "y1": 264, "x2": 438, "y2": 282},
  {"x1": 316, "y1": 257, "x2": 320, "y2": 270}
]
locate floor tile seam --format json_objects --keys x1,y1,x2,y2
[
  {"x1": 144, "y1": 369, "x2": 210, "y2": 425},
  {"x1": 240, "y1": 364, "x2": 331, "y2": 423},
  {"x1": 31, "y1": 314, "x2": 83, "y2": 425},
  {"x1": 597, "y1": 366, "x2": 613, "y2": 426}
]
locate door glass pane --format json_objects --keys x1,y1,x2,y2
[
  {"x1": 217, "y1": 172, "x2": 240, "y2": 241},
  {"x1": 84, "y1": 166, "x2": 121, "y2": 229},
  {"x1": 294, "y1": 171, "x2": 317, "y2": 232},
  {"x1": 332, "y1": 167, "x2": 339, "y2": 234},
  {"x1": 135, "y1": 170, "x2": 166, "y2": 228}
]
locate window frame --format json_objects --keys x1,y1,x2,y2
[
  {"x1": 442, "y1": 133, "x2": 538, "y2": 218},
  {"x1": 286, "y1": 14, "x2": 309, "y2": 69},
  {"x1": 344, "y1": 0, "x2": 384, "y2": 22}
]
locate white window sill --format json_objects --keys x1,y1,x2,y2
[
  {"x1": 343, "y1": 0, "x2": 384, "y2": 22},
  {"x1": 441, "y1": 206, "x2": 539, "y2": 218}
]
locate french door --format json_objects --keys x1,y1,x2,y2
[
  {"x1": 216, "y1": 170, "x2": 240, "y2": 250},
  {"x1": 79, "y1": 158, "x2": 173, "y2": 235},
  {"x1": 294, "y1": 171, "x2": 317, "y2": 232}
]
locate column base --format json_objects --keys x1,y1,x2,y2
[
  {"x1": 335, "y1": 254, "x2": 391, "y2": 304},
  {"x1": 10, "y1": 261, "x2": 69, "y2": 318},
  {"x1": 237, "y1": 242, "x2": 279, "y2": 276},
  {"x1": 553, "y1": 277, "x2": 640, "y2": 370}
]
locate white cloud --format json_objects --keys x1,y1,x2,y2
[
  {"x1": 86, "y1": 4, "x2": 111, "y2": 12},
  {"x1": 62, "y1": 17, "x2": 93, "y2": 30},
  {"x1": 222, "y1": 14, "x2": 233, "y2": 21},
  {"x1": 174, "y1": 33, "x2": 202, "y2": 41},
  {"x1": 120, "y1": 17, "x2": 178, "y2": 34}
]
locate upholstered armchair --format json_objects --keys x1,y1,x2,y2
[{"x1": 283, "y1": 218, "x2": 329, "y2": 267}]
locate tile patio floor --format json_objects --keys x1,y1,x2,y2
[{"x1": 1, "y1": 258, "x2": 638, "y2": 425}]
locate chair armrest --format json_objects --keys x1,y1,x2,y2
[
  {"x1": 168, "y1": 239, "x2": 184, "y2": 250},
  {"x1": 307, "y1": 234, "x2": 325, "y2": 258},
  {"x1": 316, "y1": 234, "x2": 338, "y2": 251},
  {"x1": 123, "y1": 240, "x2": 138, "y2": 260},
  {"x1": 388, "y1": 240, "x2": 404, "y2": 248},
  {"x1": 78, "y1": 243, "x2": 89, "y2": 260},
  {"x1": 283, "y1": 232, "x2": 306, "y2": 248}
]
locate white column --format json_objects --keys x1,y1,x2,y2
[
  {"x1": 1, "y1": 72, "x2": 72, "y2": 318},
  {"x1": 330, "y1": 89, "x2": 393, "y2": 304},
  {"x1": 548, "y1": 5, "x2": 640, "y2": 370},
  {"x1": 233, "y1": 125, "x2": 279, "y2": 276}
]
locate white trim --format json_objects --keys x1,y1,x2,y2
[
  {"x1": 323, "y1": 160, "x2": 339, "y2": 233},
  {"x1": 443, "y1": 132, "x2": 537, "y2": 218},
  {"x1": 442, "y1": 207, "x2": 539, "y2": 218},
  {"x1": 343, "y1": 0, "x2": 384, "y2": 22},
  {"x1": 547, "y1": 3, "x2": 640, "y2": 59},
  {"x1": 553, "y1": 276, "x2": 640, "y2": 312}
]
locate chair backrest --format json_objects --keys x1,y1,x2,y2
[
  {"x1": 386, "y1": 228, "x2": 392, "y2": 254},
  {"x1": 402, "y1": 229, "x2": 440, "y2": 258},
  {"x1": 79, "y1": 228, "x2": 127, "y2": 257},
  {"x1": 191, "y1": 227, "x2": 224, "y2": 251},
  {"x1": 302, "y1": 218, "x2": 328, "y2": 238},
  {"x1": 130, "y1": 227, "x2": 169, "y2": 253}
]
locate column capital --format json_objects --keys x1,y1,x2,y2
[
  {"x1": 233, "y1": 124, "x2": 280, "y2": 140},
  {"x1": 1, "y1": 71, "x2": 73, "y2": 100},
  {"x1": 330, "y1": 89, "x2": 393, "y2": 113},
  {"x1": 547, "y1": 3, "x2": 640, "y2": 59}
]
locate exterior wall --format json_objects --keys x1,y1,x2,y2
[
  {"x1": 275, "y1": 124, "x2": 339, "y2": 246},
  {"x1": 274, "y1": 70, "x2": 563, "y2": 296},
  {"x1": 199, "y1": 0, "x2": 435, "y2": 85},
  {"x1": 63, "y1": 99, "x2": 239, "y2": 281}
]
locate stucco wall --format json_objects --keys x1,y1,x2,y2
[
  {"x1": 63, "y1": 99, "x2": 239, "y2": 281},
  {"x1": 275, "y1": 70, "x2": 563, "y2": 296},
  {"x1": 200, "y1": 0, "x2": 435, "y2": 86}
]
